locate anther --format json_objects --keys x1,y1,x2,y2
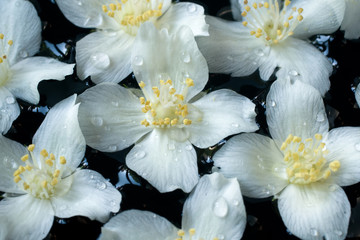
[
  {"x1": 28, "y1": 144, "x2": 35, "y2": 152},
  {"x1": 41, "y1": 149, "x2": 49, "y2": 158},
  {"x1": 139, "y1": 81, "x2": 145, "y2": 88},
  {"x1": 177, "y1": 230, "x2": 185, "y2": 237},
  {"x1": 185, "y1": 78, "x2": 194, "y2": 87},
  {"x1": 21, "y1": 154, "x2": 29, "y2": 162},
  {"x1": 60, "y1": 156, "x2": 66, "y2": 165}
]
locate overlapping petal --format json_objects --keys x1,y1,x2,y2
[
  {"x1": 278, "y1": 183, "x2": 350, "y2": 240},
  {"x1": 78, "y1": 83, "x2": 151, "y2": 152},
  {"x1": 0, "y1": 88, "x2": 20, "y2": 134},
  {"x1": 126, "y1": 129, "x2": 198, "y2": 193},
  {"x1": 188, "y1": 89, "x2": 258, "y2": 148},
  {"x1": 341, "y1": 0, "x2": 360, "y2": 39},
  {"x1": 214, "y1": 133, "x2": 288, "y2": 198}
]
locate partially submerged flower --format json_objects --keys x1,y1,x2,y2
[
  {"x1": 77, "y1": 23, "x2": 258, "y2": 193},
  {"x1": 213, "y1": 79, "x2": 360, "y2": 239},
  {"x1": 341, "y1": 0, "x2": 360, "y2": 39},
  {"x1": 196, "y1": 0, "x2": 345, "y2": 95},
  {"x1": 0, "y1": 95, "x2": 122, "y2": 240},
  {"x1": 100, "y1": 172, "x2": 247, "y2": 240},
  {"x1": 0, "y1": 0, "x2": 75, "y2": 134},
  {"x1": 56, "y1": 0, "x2": 208, "y2": 84}
]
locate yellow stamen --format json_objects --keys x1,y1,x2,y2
[
  {"x1": 60, "y1": 156, "x2": 66, "y2": 165},
  {"x1": 21, "y1": 154, "x2": 29, "y2": 162}
]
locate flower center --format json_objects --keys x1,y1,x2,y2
[
  {"x1": 176, "y1": 228, "x2": 223, "y2": 240},
  {"x1": 102, "y1": 0, "x2": 163, "y2": 36},
  {"x1": 241, "y1": 0, "x2": 304, "y2": 44},
  {"x1": 13, "y1": 144, "x2": 69, "y2": 199},
  {"x1": 139, "y1": 78, "x2": 194, "y2": 128},
  {"x1": 280, "y1": 134, "x2": 340, "y2": 184},
  {"x1": 0, "y1": 33, "x2": 12, "y2": 86}
]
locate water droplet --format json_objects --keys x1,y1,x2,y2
[
  {"x1": 152, "y1": 214, "x2": 157, "y2": 218},
  {"x1": 108, "y1": 145, "x2": 117, "y2": 151},
  {"x1": 174, "y1": 157, "x2": 178, "y2": 162},
  {"x1": 334, "y1": 230, "x2": 343, "y2": 236},
  {"x1": 233, "y1": 199, "x2": 239, "y2": 206},
  {"x1": 133, "y1": 56, "x2": 144, "y2": 66},
  {"x1": 5, "y1": 96, "x2": 15, "y2": 104},
  {"x1": 217, "y1": 234, "x2": 225, "y2": 240},
  {"x1": 212, "y1": 197, "x2": 228, "y2": 218},
  {"x1": 258, "y1": 163, "x2": 265, "y2": 170},
  {"x1": 91, "y1": 53, "x2": 110, "y2": 69},
  {"x1": 180, "y1": 51, "x2": 191, "y2": 63},
  {"x1": 328, "y1": 184, "x2": 337, "y2": 191},
  {"x1": 19, "y1": 50, "x2": 28, "y2": 58},
  {"x1": 255, "y1": 48, "x2": 265, "y2": 56},
  {"x1": 110, "y1": 200, "x2": 117, "y2": 206},
  {"x1": 310, "y1": 228, "x2": 319, "y2": 236},
  {"x1": 354, "y1": 143, "x2": 360, "y2": 151},
  {"x1": 252, "y1": 61, "x2": 258, "y2": 65},
  {"x1": 263, "y1": 189, "x2": 271, "y2": 195},
  {"x1": 231, "y1": 123, "x2": 239, "y2": 128},
  {"x1": 91, "y1": 116, "x2": 103, "y2": 127},
  {"x1": 187, "y1": 4, "x2": 197, "y2": 13},
  {"x1": 288, "y1": 70, "x2": 299, "y2": 76},
  {"x1": 90, "y1": 174, "x2": 95, "y2": 179},
  {"x1": 269, "y1": 100, "x2": 276, "y2": 107},
  {"x1": 185, "y1": 144, "x2": 192, "y2": 151},
  {"x1": 168, "y1": 143, "x2": 175, "y2": 151},
  {"x1": 96, "y1": 180, "x2": 107, "y2": 190},
  {"x1": 177, "y1": 149, "x2": 182, "y2": 153},
  {"x1": 316, "y1": 112, "x2": 325, "y2": 122},
  {"x1": 77, "y1": 0, "x2": 83, "y2": 5},
  {"x1": 111, "y1": 101, "x2": 119, "y2": 107},
  {"x1": 257, "y1": 155, "x2": 264, "y2": 162},
  {"x1": 134, "y1": 150, "x2": 146, "y2": 159}
]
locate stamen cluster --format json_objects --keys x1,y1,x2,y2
[{"x1": 0, "y1": 33, "x2": 13, "y2": 85}]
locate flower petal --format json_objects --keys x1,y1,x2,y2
[
  {"x1": 188, "y1": 89, "x2": 258, "y2": 148},
  {"x1": 52, "y1": 169, "x2": 121, "y2": 223},
  {"x1": 278, "y1": 183, "x2": 351, "y2": 240},
  {"x1": 156, "y1": 2, "x2": 208, "y2": 37},
  {"x1": 126, "y1": 129, "x2": 198, "y2": 193},
  {"x1": 213, "y1": 133, "x2": 288, "y2": 198},
  {"x1": 291, "y1": 0, "x2": 345, "y2": 39},
  {"x1": 230, "y1": 0, "x2": 243, "y2": 21},
  {"x1": 32, "y1": 95, "x2": 85, "y2": 173},
  {"x1": 0, "y1": 88, "x2": 19, "y2": 134},
  {"x1": 100, "y1": 210, "x2": 178, "y2": 240},
  {"x1": 271, "y1": 37, "x2": 332, "y2": 96},
  {"x1": 341, "y1": 0, "x2": 360, "y2": 39},
  {"x1": 0, "y1": 135, "x2": 28, "y2": 194},
  {"x1": 6, "y1": 56, "x2": 74, "y2": 104},
  {"x1": 182, "y1": 172, "x2": 247, "y2": 240},
  {"x1": 56, "y1": 0, "x2": 117, "y2": 29},
  {"x1": 356, "y1": 84, "x2": 360, "y2": 107},
  {"x1": 196, "y1": 16, "x2": 264, "y2": 77},
  {"x1": 266, "y1": 79, "x2": 329, "y2": 143},
  {"x1": 75, "y1": 31, "x2": 133, "y2": 83},
  {"x1": 0, "y1": 0, "x2": 41, "y2": 64},
  {"x1": 78, "y1": 83, "x2": 151, "y2": 152},
  {"x1": 132, "y1": 22, "x2": 208, "y2": 101},
  {"x1": 323, "y1": 127, "x2": 360, "y2": 186},
  {"x1": 0, "y1": 194, "x2": 54, "y2": 240}
]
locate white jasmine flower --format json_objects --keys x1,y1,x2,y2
[
  {"x1": 0, "y1": 0, "x2": 75, "y2": 134},
  {"x1": 196, "y1": 0, "x2": 346, "y2": 96},
  {"x1": 0, "y1": 95, "x2": 122, "y2": 240},
  {"x1": 56, "y1": 0, "x2": 208, "y2": 84},
  {"x1": 213, "y1": 78, "x2": 360, "y2": 240},
  {"x1": 100, "y1": 172, "x2": 247, "y2": 240},
  {"x1": 341, "y1": 0, "x2": 360, "y2": 39},
  {"x1": 77, "y1": 23, "x2": 258, "y2": 193}
]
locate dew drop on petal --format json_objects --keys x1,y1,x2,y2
[
  {"x1": 187, "y1": 4, "x2": 197, "y2": 13},
  {"x1": 173, "y1": 157, "x2": 178, "y2": 162},
  {"x1": 288, "y1": 70, "x2": 299, "y2": 76},
  {"x1": 212, "y1": 197, "x2": 228, "y2": 218},
  {"x1": 5, "y1": 96, "x2": 15, "y2": 104},
  {"x1": 233, "y1": 199, "x2": 239, "y2": 206},
  {"x1": 310, "y1": 228, "x2": 319, "y2": 236},
  {"x1": 334, "y1": 230, "x2": 343, "y2": 236},
  {"x1": 111, "y1": 101, "x2": 119, "y2": 107},
  {"x1": 316, "y1": 112, "x2": 325, "y2": 122},
  {"x1": 77, "y1": 0, "x2": 83, "y2": 6},
  {"x1": 217, "y1": 234, "x2": 225, "y2": 240},
  {"x1": 91, "y1": 116, "x2": 103, "y2": 127},
  {"x1": 168, "y1": 143, "x2": 176, "y2": 151},
  {"x1": 354, "y1": 143, "x2": 360, "y2": 151},
  {"x1": 133, "y1": 56, "x2": 144, "y2": 66},
  {"x1": 96, "y1": 180, "x2": 107, "y2": 190},
  {"x1": 255, "y1": 48, "x2": 265, "y2": 57},
  {"x1": 108, "y1": 145, "x2": 117, "y2": 151},
  {"x1": 328, "y1": 184, "x2": 337, "y2": 192},
  {"x1": 91, "y1": 53, "x2": 110, "y2": 69},
  {"x1": 19, "y1": 50, "x2": 28, "y2": 58},
  {"x1": 269, "y1": 100, "x2": 276, "y2": 107},
  {"x1": 90, "y1": 174, "x2": 95, "y2": 179},
  {"x1": 231, "y1": 123, "x2": 239, "y2": 128},
  {"x1": 110, "y1": 200, "x2": 117, "y2": 206},
  {"x1": 180, "y1": 51, "x2": 191, "y2": 63},
  {"x1": 185, "y1": 144, "x2": 193, "y2": 151},
  {"x1": 134, "y1": 150, "x2": 146, "y2": 159}
]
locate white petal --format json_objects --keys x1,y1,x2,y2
[
  {"x1": 52, "y1": 169, "x2": 121, "y2": 223},
  {"x1": 0, "y1": 135, "x2": 28, "y2": 194},
  {"x1": 291, "y1": 0, "x2": 345, "y2": 39},
  {"x1": 156, "y1": 2, "x2": 208, "y2": 36},
  {"x1": 271, "y1": 37, "x2": 332, "y2": 96},
  {"x1": 213, "y1": 133, "x2": 288, "y2": 198},
  {"x1": 126, "y1": 129, "x2": 199, "y2": 193},
  {"x1": 56, "y1": 0, "x2": 117, "y2": 29},
  {"x1": 196, "y1": 16, "x2": 264, "y2": 77},
  {"x1": 324, "y1": 127, "x2": 360, "y2": 186},
  {"x1": 100, "y1": 210, "x2": 178, "y2": 240},
  {"x1": 278, "y1": 183, "x2": 351, "y2": 240},
  {"x1": 182, "y1": 172, "x2": 246, "y2": 240},
  {"x1": 0, "y1": 194, "x2": 54, "y2": 240},
  {"x1": 6, "y1": 56, "x2": 74, "y2": 104},
  {"x1": 32, "y1": 95, "x2": 85, "y2": 173},
  {"x1": 266, "y1": 79, "x2": 329, "y2": 143},
  {"x1": 0, "y1": 0, "x2": 41, "y2": 64},
  {"x1": 230, "y1": 0, "x2": 243, "y2": 21},
  {"x1": 341, "y1": 0, "x2": 360, "y2": 39},
  {"x1": 0, "y1": 88, "x2": 19, "y2": 134},
  {"x1": 132, "y1": 22, "x2": 208, "y2": 101},
  {"x1": 356, "y1": 84, "x2": 360, "y2": 107},
  {"x1": 188, "y1": 89, "x2": 258, "y2": 148},
  {"x1": 78, "y1": 83, "x2": 151, "y2": 152},
  {"x1": 75, "y1": 31, "x2": 134, "y2": 83}
]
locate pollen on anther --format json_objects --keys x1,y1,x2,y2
[
  {"x1": 28, "y1": 144, "x2": 35, "y2": 152},
  {"x1": 189, "y1": 228, "x2": 196, "y2": 235},
  {"x1": 21, "y1": 154, "x2": 29, "y2": 162},
  {"x1": 7, "y1": 40, "x2": 13, "y2": 46},
  {"x1": 41, "y1": 149, "x2": 49, "y2": 158},
  {"x1": 183, "y1": 119, "x2": 192, "y2": 125},
  {"x1": 177, "y1": 230, "x2": 185, "y2": 237},
  {"x1": 41, "y1": 180, "x2": 48, "y2": 188},
  {"x1": 60, "y1": 156, "x2": 67, "y2": 165},
  {"x1": 139, "y1": 81, "x2": 145, "y2": 88},
  {"x1": 185, "y1": 78, "x2": 194, "y2": 87}
]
